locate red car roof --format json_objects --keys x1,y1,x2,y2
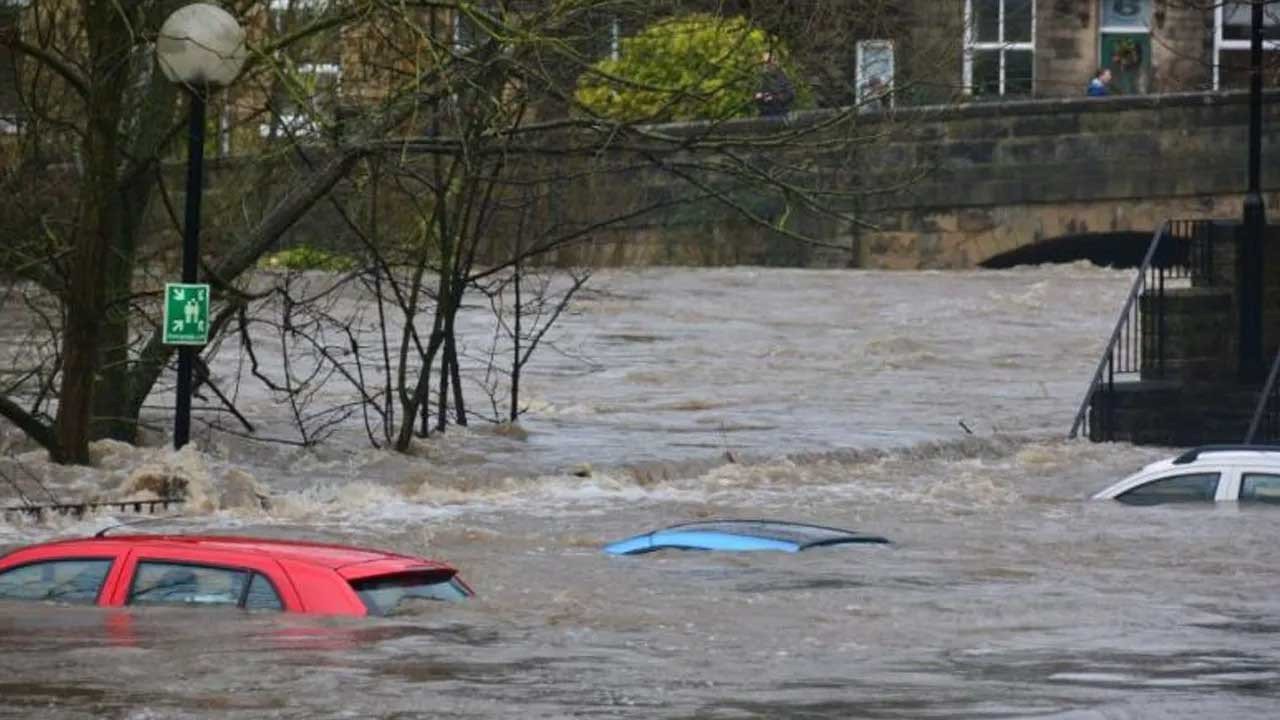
[{"x1": 18, "y1": 534, "x2": 451, "y2": 572}]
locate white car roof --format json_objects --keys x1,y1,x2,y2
[
  {"x1": 1145, "y1": 450, "x2": 1280, "y2": 472},
  {"x1": 1095, "y1": 445, "x2": 1280, "y2": 500}
]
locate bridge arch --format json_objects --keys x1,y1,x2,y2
[{"x1": 979, "y1": 231, "x2": 1151, "y2": 269}]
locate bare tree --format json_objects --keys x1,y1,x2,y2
[{"x1": 0, "y1": 0, "x2": 958, "y2": 462}]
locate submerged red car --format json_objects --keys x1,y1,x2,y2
[{"x1": 0, "y1": 533, "x2": 473, "y2": 616}]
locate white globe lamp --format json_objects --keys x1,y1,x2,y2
[{"x1": 156, "y1": 4, "x2": 247, "y2": 86}]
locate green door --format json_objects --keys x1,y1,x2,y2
[{"x1": 1100, "y1": 33, "x2": 1151, "y2": 95}]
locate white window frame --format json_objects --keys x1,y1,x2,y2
[
  {"x1": 259, "y1": 62, "x2": 342, "y2": 138},
  {"x1": 453, "y1": 11, "x2": 470, "y2": 52},
  {"x1": 963, "y1": 0, "x2": 1036, "y2": 96},
  {"x1": 454, "y1": 5, "x2": 486, "y2": 53},
  {"x1": 608, "y1": 15, "x2": 621, "y2": 61},
  {"x1": 219, "y1": 97, "x2": 232, "y2": 155},
  {"x1": 855, "y1": 39, "x2": 895, "y2": 110},
  {"x1": 267, "y1": 0, "x2": 328, "y2": 10},
  {"x1": 1213, "y1": 1, "x2": 1280, "y2": 90},
  {"x1": 261, "y1": 0, "x2": 341, "y2": 139}
]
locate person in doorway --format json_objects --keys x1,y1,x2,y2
[
  {"x1": 754, "y1": 50, "x2": 795, "y2": 117},
  {"x1": 1087, "y1": 67, "x2": 1112, "y2": 97}
]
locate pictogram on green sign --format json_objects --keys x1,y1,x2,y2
[{"x1": 163, "y1": 283, "x2": 210, "y2": 346}]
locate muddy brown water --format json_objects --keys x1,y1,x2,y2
[{"x1": 1, "y1": 266, "x2": 1277, "y2": 719}]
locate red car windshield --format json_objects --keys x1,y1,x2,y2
[{"x1": 350, "y1": 571, "x2": 471, "y2": 616}]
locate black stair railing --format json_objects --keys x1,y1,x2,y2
[
  {"x1": 1244, "y1": 346, "x2": 1280, "y2": 444},
  {"x1": 1069, "y1": 219, "x2": 1215, "y2": 441}
]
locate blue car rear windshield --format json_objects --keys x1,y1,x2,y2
[
  {"x1": 351, "y1": 572, "x2": 470, "y2": 616},
  {"x1": 664, "y1": 521, "x2": 873, "y2": 547}
]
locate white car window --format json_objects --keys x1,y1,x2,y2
[
  {"x1": 1240, "y1": 473, "x2": 1280, "y2": 504},
  {"x1": 1118, "y1": 472, "x2": 1220, "y2": 505}
]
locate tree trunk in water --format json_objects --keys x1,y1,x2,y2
[
  {"x1": 448, "y1": 333, "x2": 466, "y2": 426},
  {"x1": 53, "y1": 294, "x2": 103, "y2": 464},
  {"x1": 53, "y1": 10, "x2": 129, "y2": 463},
  {"x1": 90, "y1": 244, "x2": 139, "y2": 443},
  {"x1": 418, "y1": 394, "x2": 431, "y2": 438},
  {"x1": 395, "y1": 330, "x2": 445, "y2": 452},
  {"x1": 510, "y1": 261, "x2": 522, "y2": 422},
  {"x1": 435, "y1": 339, "x2": 450, "y2": 432}
]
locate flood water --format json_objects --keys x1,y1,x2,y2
[{"x1": 2, "y1": 265, "x2": 1278, "y2": 719}]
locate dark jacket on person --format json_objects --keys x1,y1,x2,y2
[{"x1": 756, "y1": 64, "x2": 795, "y2": 117}]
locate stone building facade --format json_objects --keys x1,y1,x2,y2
[
  {"x1": 0, "y1": 1, "x2": 1273, "y2": 144},
  {"x1": 896, "y1": 0, "x2": 1276, "y2": 106}
]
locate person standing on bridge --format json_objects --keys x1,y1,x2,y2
[{"x1": 1087, "y1": 68, "x2": 1112, "y2": 97}]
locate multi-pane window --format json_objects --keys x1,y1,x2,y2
[
  {"x1": 563, "y1": 10, "x2": 621, "y2": 62},
  {"x1": 583, "y1": 11, "x2": 621, "y2": 62},
  {"x1": 606, "y1": 14, "x2": 621, "y2": 61},
  {"x1": 964, "y1": 0, "x2": 1035, "y2": 97},
  {"x1": 261, "y1": 0, "x2": 342, "y2": 138},
  {"x1": 856, "y1": 40, "x2": 894, "y2": 111},
  {"x1": 454, "y1": 6, "x2": 482, "y2": 52},
  {"x1": 454, "y1": 3, "x2": 503, "y2": 54},
  {"x1": 1214, "y1": 1, "x2": 1280, "y2": 90}
]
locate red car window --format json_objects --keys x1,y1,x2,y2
[
  {"x1": 0, "y1": 558, "x2": 113, "y2": 604},
  {"x1": 244, "y1": 573, "x2": 284, "y2": 612},
  {"x1": 129, "y1": 561, "x2": 248, "y2": 608}
]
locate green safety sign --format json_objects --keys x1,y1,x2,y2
[{"x1": 163, "y1": 282, "x2": 211, "y2": 346}]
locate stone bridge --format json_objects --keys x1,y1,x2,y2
[{"x1": 549, "y1": 90, "x2": 1280, "y2": 270}]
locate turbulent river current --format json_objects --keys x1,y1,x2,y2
[{"x1": 2, "y1": 265, "x2": 1278, "y2": 719}]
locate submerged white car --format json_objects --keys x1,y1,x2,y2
[{"x1": 1093, "y1": 445, "x2": 1280, "y2": 504}]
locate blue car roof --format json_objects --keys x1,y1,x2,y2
[{"x1": 603, "y1": 520, "x2": 891, "y2": 555}]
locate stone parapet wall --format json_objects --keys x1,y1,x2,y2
[
  {"x1": 559, "y1": 90, "x2": 1280, "y2": 269},
  {"x1": 188, "y1": 90, "x2": 1280, "y2": 271}
]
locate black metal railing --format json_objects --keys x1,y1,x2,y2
[
  {"x1": 1069, "y1": 219, "x2": 1215, "y2": 440},
  {"x1": 1, "y1": 497, "x2": 182, "y2": 521},
  {"x1": 1245, "y1": 347, "x2": 1280, "y2": 444}
]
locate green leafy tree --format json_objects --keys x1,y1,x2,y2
[{"x1": 575, "y1": 13, "x2": 805, "y2": 122}]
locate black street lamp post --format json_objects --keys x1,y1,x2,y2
[
  {"x1": 156, "y1": 4, "x2": 245, "y2": 449},
  {"x1": 1240, "y1": 0, "x2": 1269, "y2": 381},
  {"x1": 173, "y1": 88, "x2": 207, "y2": 449}
]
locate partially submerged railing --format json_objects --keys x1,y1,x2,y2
[
  {"x1": 1069, "y1": 219, "x2": 1215, "y2": 440},
  {"x1": 1, "y1": 497, "x2": 182, "y2": 521},
  {"x1": 1245, "y1": 347, "x2": 1280, "y2": 444}
]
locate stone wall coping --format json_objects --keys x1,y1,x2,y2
[{"x1": 649, "y1": 89, "x2": 1280, "y2": 138}]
